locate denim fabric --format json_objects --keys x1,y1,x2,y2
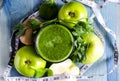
[
  {"x1": 0, "y1": 0, "x2": 118, "y2": 81},
  {"x1": 0, "y1": 0, "x2": 3, "y2": 8}
]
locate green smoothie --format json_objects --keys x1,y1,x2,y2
[{"x1": 36, "y1": 24, "x2": 74, "y2": 62}]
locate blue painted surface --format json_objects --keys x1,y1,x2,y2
[{"x1": 0, "y1": 0, "x2": 119, "y2": 81}]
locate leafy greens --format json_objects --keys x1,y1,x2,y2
[{"x1": 70, "y1": 18, "x2": 94, "y2": 63}]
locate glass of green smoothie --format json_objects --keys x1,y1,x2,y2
[{"x1": 36, "y1": 24, "x2": 74, "y2": 62}]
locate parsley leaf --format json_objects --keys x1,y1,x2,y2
[
  {"x1": 13, "y1": 18, "x2": 58, "y2": 37},
  {"x1": 70, "y1": 18, "x2": 94, "y2": 63},
  {"x1": 13, "y1": 23, "x2": 30, "y2": 37}
]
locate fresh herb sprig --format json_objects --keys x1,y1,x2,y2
[
  {"x1": 70, "y1": 18, "x2": 94, "y2": 63},
  {"x1": 13, "y1": 18, "x2": 58, "y2": 37},
  {"x1": 13, "y1": 23, "x2": 30, "y2": 37}
]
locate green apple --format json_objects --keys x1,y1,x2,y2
[
  {"x1": 58, "y1": 1, "x2": 87, "y2": 29},
  {"x1": 81, "y1": 33, "x2": 104, "y2": 64},
  {"x1": 14, "y1": 46, "x2": 46, "y2": 77}
]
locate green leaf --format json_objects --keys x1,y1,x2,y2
[
  {"x1": 13, "y1": 18, "x2": 59, "y2": 37},
  {"x1": 13, "y1": 23, "x2": 29, "y2": 37},
  {"x1": 34, "y1": 68, "x2": 53, "y2": 78},
  {"x1": 28, "y1": 19, "x2": 41, "y2": 30},
  {"x1": 34, "y1": 69, "x2": 46, "y2": 78},
  {"x1": 77, "y1": 37, "x2": 83, "y2": 43},
  {"x1": 72, "y1": 31, "x2": 78, "y2": 36},
  {"x1": 71, "y1": 17, "x2": 94, "y2": 63},
  {"x1": 77, "y1": 52, "x2": 82, "y2": 59},
  {"x1": 40, "y1": 18, "x2": 58, "y2": 27},
  {"x1": 74, "y1": 40, "x2": 78, "y2": 47}
]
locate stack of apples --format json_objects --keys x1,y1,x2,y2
[{"x1": 13, "y1": 1, "x2": 104, "y2": 81}]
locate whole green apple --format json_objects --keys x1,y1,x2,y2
[
  {"x1": 58, "y1": 1, "x2": 88, "y2": 29},
  {"x1": 14, "y1": 46, "x2": 46, "y2": 77},
  {"x1": 81, "y1": 33, "x2": 104, "y2": 64}
]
